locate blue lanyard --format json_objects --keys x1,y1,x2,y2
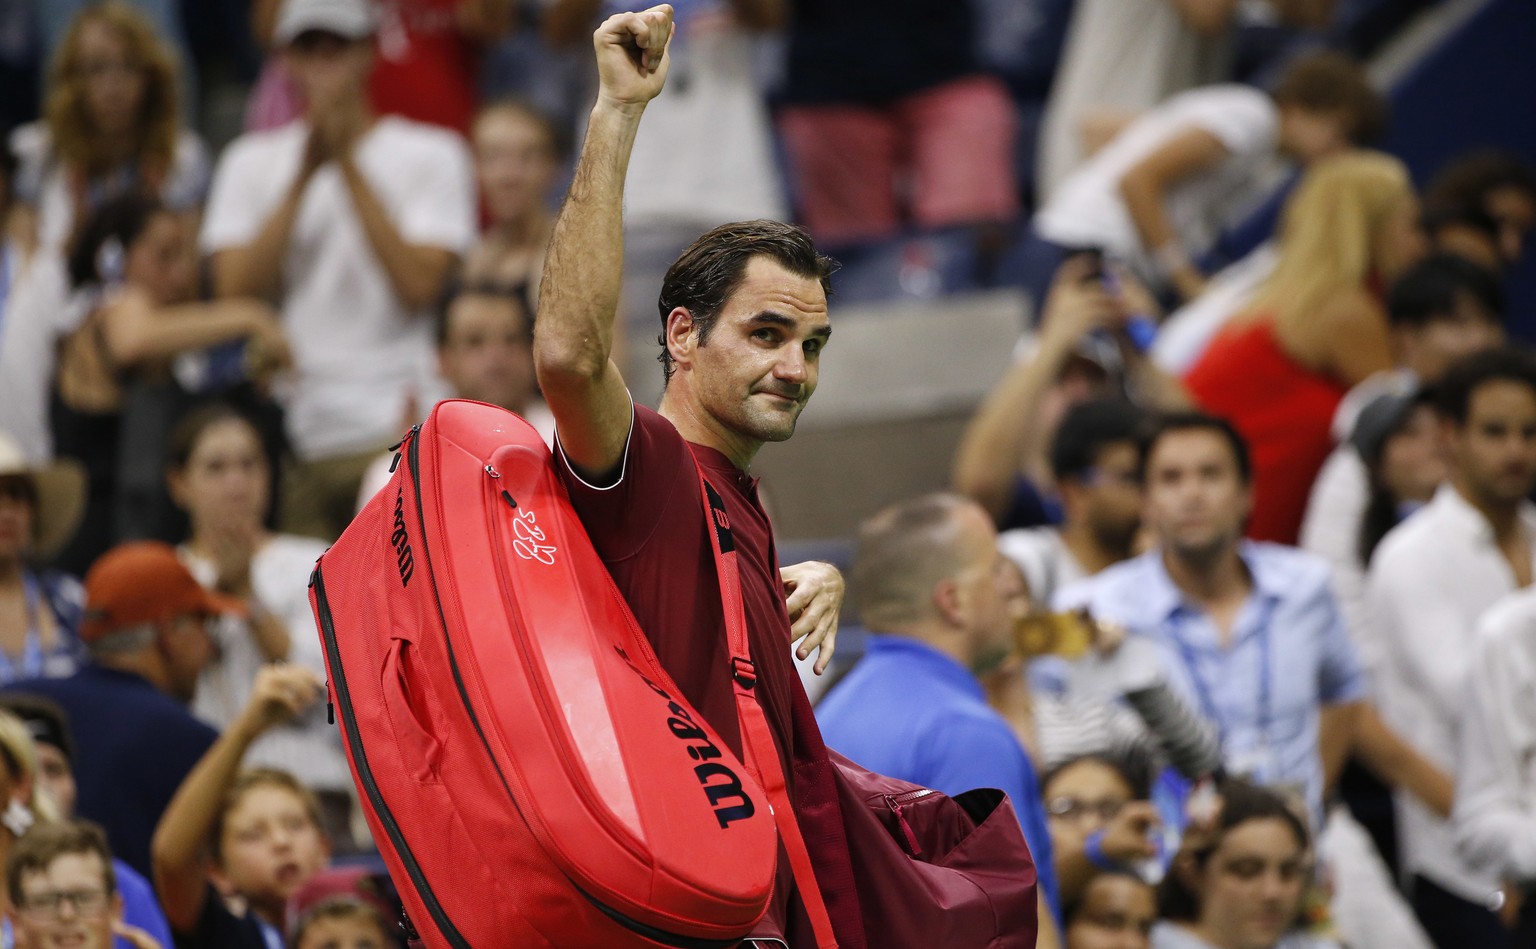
[
  {"x1": 0, "y1": 244, "x2": 13, "y2": 346},
  {"x1": 1167, "y1": 595, "x2": 1279, "y2": 750}
]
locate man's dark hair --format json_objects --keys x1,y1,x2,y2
[
  {"x1": 1433, "y1": 347, "x2": 1536, "y2": 425},
  {"x1": 656, "y1": 220, "x2": 838, "y2": 384},
  {"x1": 1050, "y1": 399, "x2": 1151, "y2": 483},
  {"x1": 1269, "y1": 50, "x2": 1387, "y2": 145},
  {"x1": 1386, "y1": 254, "x2": 1504, "y2": 329},
  {"x1": 0, "y1": 694, "x2": 75, "y2": 765},
  {"x1": 1138, "y1": 412, "x2": 1252, "y2": 484},
  {"x1": 433, "y1": 281, "x2": 533, "y2": 347},
  {"x1": 1424, "y1": 150, "x2": 1536, "y2": 216},
  {"x1": 7, "y1": 820, "x2": 116, "y2": 907},
  {"x1": 66, "y1": 192, "x2": 162, "y2": 290},
  {"x1": 1156, "y1": 779, "x2": 1308, "y2": 923}
]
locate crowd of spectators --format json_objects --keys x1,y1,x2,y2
[{"x1": 0, "y1": 0, "x2": 1533, "y2": 948}]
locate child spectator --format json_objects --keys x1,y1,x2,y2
[
  {"x1": 1183, "y1": 151, "x2": 1425, "y2": 544},
  {"x1": 1043, "y1": 754, "x2": 1160, "y2": 908},
  {"x1": 49, "y1": 196, "x2": 288, "y2": 576},
  {"x1": 202, "y1": 0, "x2": 475, "y2": 542},
  {"x1": 284, "y1": 868, "x2": 401, "y2": 949},
  {"x1": 152, "y1": 664, "x2": 330, "y2": 949},
  {"x1": 9, "y1": 2, "x2": 208, "y2": 255},
  {"x1": 6, "y1": 819, "x2": 164, "y2": 949},
  {"x1": 461, "y1": 100, "x2": 564, "y2": 296},
  {"x1": 0, "y1": 435, "x2": 87, "y2": 684},
  {"x1": 164, "y1": 406, "x2": 351, "y2": 844},
  {"x1": 1064, "y1": 869, "x2": 1156, "y2": 949}
]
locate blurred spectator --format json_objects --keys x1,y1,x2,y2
[
  {"x1": 163, "y1": 406, "x2": 351, "y2": 843},
  {"x1": 999, "y1": 399, "x2": 1150, "y2": 606},
  {"x1": 1183, "y1": 151, "x2": 1425, "y2": 544},
  {"x1": 49, "y1": 196, "x2": 289, "y2": 576},
  {"x1": 953, "y1": 254, "x2": 1186, "y2": 529},
  {"x1": 0, "y1": 693, "x2": 175, "y2": 948},
  {"x1": 1350, "y1": 389, "x2": 1444, "y2": 570},
  {"x1": 1030, "y1": 52, "x2": 1383, "y2": 307},
  {"x1": 284, "y1": 867, "x2": 400, "y2": 949},
  {"x1": 0, "y1": 434, "x2": 87, "y2": 684},
  {"x1": 1367, "y1": 349, "x2": 1536, "y2": 948},
  {"x1": 1042, "y1": 753, "x2": 1159, "y2": 908},
  {"x1": 1151, "y1": 779, "x2": 1330, "y2": 949},
  {"x1": 816, "y1": 493, "x2": 1063, "y2": 944},
  {"x1": 1300, "y1": 255, "x2": 1504, "y2": 653},
  {"x1": 9, "y1": 2, "x2": 208, "y2": 255},
  {"x1": 461, "y1": 100, "x2": 563, "y2": 294},
  {"x1": 1059, "y1": 414, "x2": 1451, "y2": 830},
  {"x1": 2, "y1": 541, "x2": 236, "y2": 878},
  {"x1": 1063, "y1": 869, "x2": 1157, "y2": 949},
  {"x1": 250, "y1": 0, "x2": 514, "y2": 134},
  {"x1": 1453, "y1": 587, "x2": 1536, "y2": 942},
  {"x1": 6, "y1": 819, "x2": 164, "y2": 949},
  {"x1": 1035, "y1": 0, "x2": 1238, "y2": 201},
  {"x1": 202, "y1": 0, "x2": 475, "y2": 542},
  {"x1": 1421, "y1": 150, "x2": 1536, "y2": 274},
  {"x1": 356, "y1": 282, "x2": 553, "y2": 506},
  {"x1": 0, "y1": 709, "x2": 59, "y2": 886},
  {"x1": 775, "y1": 0, "x2": 1018, "y2": 246},
  {"x1": 152, "y1": 664, "x2": 330, "y2": 949}
]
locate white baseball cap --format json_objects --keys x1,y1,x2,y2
[{"x1": 274, "y1": 0, "x2": 376, "y2": 46}]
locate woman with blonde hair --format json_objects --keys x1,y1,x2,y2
[
  {"x1": 8, "y1": 2, "x2": 208, "y2": 254},
  {"x1": 1183, "y1": 151, "x2": 1427, "y2": 543}
]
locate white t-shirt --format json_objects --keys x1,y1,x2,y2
[
  {"x1": 200, "y1": 117, "x2": 475, "y2": 460},
  {"x1": 1036, "y1": 85, "x2": 1282, "y2": 286},
  {"x1": 10, "y1": 124, "x2": 210, "y2": 252},
  {"x1": 1035, "y1": 0, "x2": 1232, "y2": 200},
  {"x1": 0, "y1": 251, "x2": 76, "y2": 463},
  {"x1": 183, "y1": 534, "x2": 351, "y2": 792},
  {"x1": 606, "y1": 0, "x2": 785, "y2": 227}
]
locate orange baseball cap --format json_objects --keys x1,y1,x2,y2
[{"x1": 80, "y1": 542, "x2": 246, "y2": 643}]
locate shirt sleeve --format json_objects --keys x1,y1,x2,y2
[
  {"x1": 199, "y1": 138, "x2": 271, "y2": 254},
  {"x1": 1310, "y1": 569, "x2": 1368, "y2": 706},
  {"x1": 396, "y1": 132, "x2": 476, "y2": 253},
  {"x1": 1453, "y1": 604, "x2": 1536, "y2": 880},
  {"x1": 1368, "y1": 548, "x2": 1472, "y2": 722},
  {"x1": 1189, "y1": 88, "x2": 1279, "y2": 158}
]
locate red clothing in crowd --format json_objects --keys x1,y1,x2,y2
[
  {"x1": 1184, "y1": 319, "x2": 1347, "y2": 544},
  {"x1": 370, "y1": 0, "x2": 478, "y2": 133}
]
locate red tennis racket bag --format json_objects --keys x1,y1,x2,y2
[{"x1": 309, "y1": 399, "x2": 779, "y2": 948}]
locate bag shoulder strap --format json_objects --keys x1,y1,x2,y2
[{"x1": 692, "y1": 458, "x2": 839, "y2": 949}]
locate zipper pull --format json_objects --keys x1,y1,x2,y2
[
  {"x1": 325, "y1": 680, "x2": 335, "y2": 725},
  {"x1": 885, "y1": 794, "x2": 924, "y2": 858},
  {"x1": 388, "y1": 423, "x2": 423, "y2": 453}
]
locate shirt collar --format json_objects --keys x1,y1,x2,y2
[
  {"x1": 1431, "y1": 482, "x2": 1536, "y2": 546},
  {"x1": 1139, "y1": 540, "x2": 1284, "y2": 623},
  {"x1": 863, "y1": 634, "x2": 985, "y2": 700},
  {"x1": 689, "y1": 441, "x2": 759, "y2": 495}
]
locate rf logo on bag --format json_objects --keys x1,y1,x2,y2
[
  {"x1": 391, "y1": 492, "x2": 415, "y2": 586},
  {"x1": 512, "y1": 508, "x2": 558, "y2": 565}
]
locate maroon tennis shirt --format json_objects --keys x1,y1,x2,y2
[{"x1": 556, "y1": 404, "x2": 864, "y2": 947}]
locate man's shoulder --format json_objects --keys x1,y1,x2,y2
[
  {"x1": 1475, "y1": 586, "x2": 1536, "y2": 652},
  {"x1": 1246, "y1": 541, "x2": 1332, "y2": 595},
  {"x1": 5, "y1": 671, "x2": 214, "y2": 739},
  {"x1": 1370, "y1": 495, "x2": 1455, "y2": 576},
  {"x1": 1057, "y1": 552, "x2": 1155, "y2": 610},
  {"x1": 216, "y1": 123, "x2": 304, "y2": 168},
  {"x1": 370, "y1": 116, "x2": 471, "y2": 161}
]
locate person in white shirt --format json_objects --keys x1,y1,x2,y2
[
  {"x1": 1454, "y1": 586, "x2": 1536, "y2": 941},
  {"x1": 1032, "y1": 53, "x2": 1382, "y2": 307},
  {"x1": 200, "y1": 0, "x2": 475, "y2": 542},
  {"x1": 1301, "y1": 255, "x2": 1505, "y2": 663},
  {"x1": 1367, "y1": 348, "x2": 1536, "y2": 948},
  {"x1": 164, "y1": 403, "x2": 351, "y2": 845}
]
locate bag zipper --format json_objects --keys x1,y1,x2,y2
[
  {"x1": 883, "y1": 788, "x2": 937, "y2": 858},
  {"x1": 313, "y1": 566, "x2": 470, "y2": 949}
]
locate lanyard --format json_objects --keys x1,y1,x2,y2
[
  {"x1": 1167, "y1": 595, "x2": 1279, "y2": 751},
  {"x1": 0, "y1": 244, "x2": 13, "y2": 347}
]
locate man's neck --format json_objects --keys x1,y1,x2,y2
[
  {"x1": 0, "y1": 558, "x2": 22, "y2": 587},
  {"x1": 1059, "y1": 520, "x2": 1130, "y2": 576},
  {"x1": 1453, "y1": 476, "x2": 1526, "y2": 542},
  {"x1": 92, "y1": 653, "x2": 168, "y2": 694},
  {"x1": 659, "y1": 392, "x2": 760, "y2": 472},
  {"x1": 1161, "y1": 544, "x2": 1251, "y2": 607}
]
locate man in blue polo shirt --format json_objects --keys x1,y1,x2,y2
[{"x1": 816, "y1": 492, "x2": 1061, "y2": 940}]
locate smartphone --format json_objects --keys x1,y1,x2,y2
[{"x1": 1013, "y1": 609, "x2": 1096, "y2": 659}]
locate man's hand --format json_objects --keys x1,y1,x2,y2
[
  {"x1": 593, "y1": 5, "x2": 674, "y2": 111},
  {"x1": 236, "y1": 664, "x2": 323, "y2": 737},
  {"x1": 1038, "y1": 255, "x2": 1121, "y2": 353},
  {"x1": 781, "y1": 560, "x2": 842, "y2": 675},
  {"x1": 1099, "y1": 800, "x2": 1161, "y2": 863},
  {"x1": 207, "y1": 518, "x2": 262, "y2": 597},
  {"x1": 113, "y1": 921, "x2": 165, "y2": 949}
]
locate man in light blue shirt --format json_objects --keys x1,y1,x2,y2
[
  {"x1": 1058, "y1": 413, "x2": 1447, "y2": 829},
  {"x1": 816, "y1": 493, "x2": 1062, "y2": 940}
]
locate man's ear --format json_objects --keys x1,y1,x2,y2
[
  {"x1": 931, "y1": 577, "x2": 964, "y2": 627},
  {"x1": 664, "y1": 306, "x2": 697, "y2": 371}
]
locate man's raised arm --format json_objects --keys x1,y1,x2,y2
[{"x1": 534, "y1": 5, "x2": 674, "y2": 482}]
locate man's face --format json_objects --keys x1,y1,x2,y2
[
  {"x1": 1450, "y1": 380, "x2": 1536, "y2": 508},
  {"x1": 673, "y1": 257, "x2": 830, "y2": 446},
  {"x1": 1073, "y1": 442, "x2": 1143, "y2": 556},
  {"x1": 1397, "y1": 294, "x2": 1503, "y2": 383},
  {"x1": 1143, "y1": 429, "x2": 1250, "y2": 564},
  {"x1": 948, "y1": 505, "x2": 1023, "y2": 673},
  {"x1": 13, "y1": 852, "x2": 119, "y2": 949},
  {"x1": 35, "y1": 744, "x2": 78, "y2": 819},
  {"x1": 439, "y1": 294, "x2": 536, "y2": 412},
  {"x1": 284, "y1": 32, "x2": 371, "y2": 115},
  {"x1": 473, "y1": 110, "x2": 559, "y2": 227},
  {"x1": 1485, "y1": 185, "x2": 1536, "y2": 266},
  {"x1": 0, "y1": 476, "x2": 36, "y2": 564},
  {"x1": 161, "y1": 613, "x2": 218, "y2": 704}
]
